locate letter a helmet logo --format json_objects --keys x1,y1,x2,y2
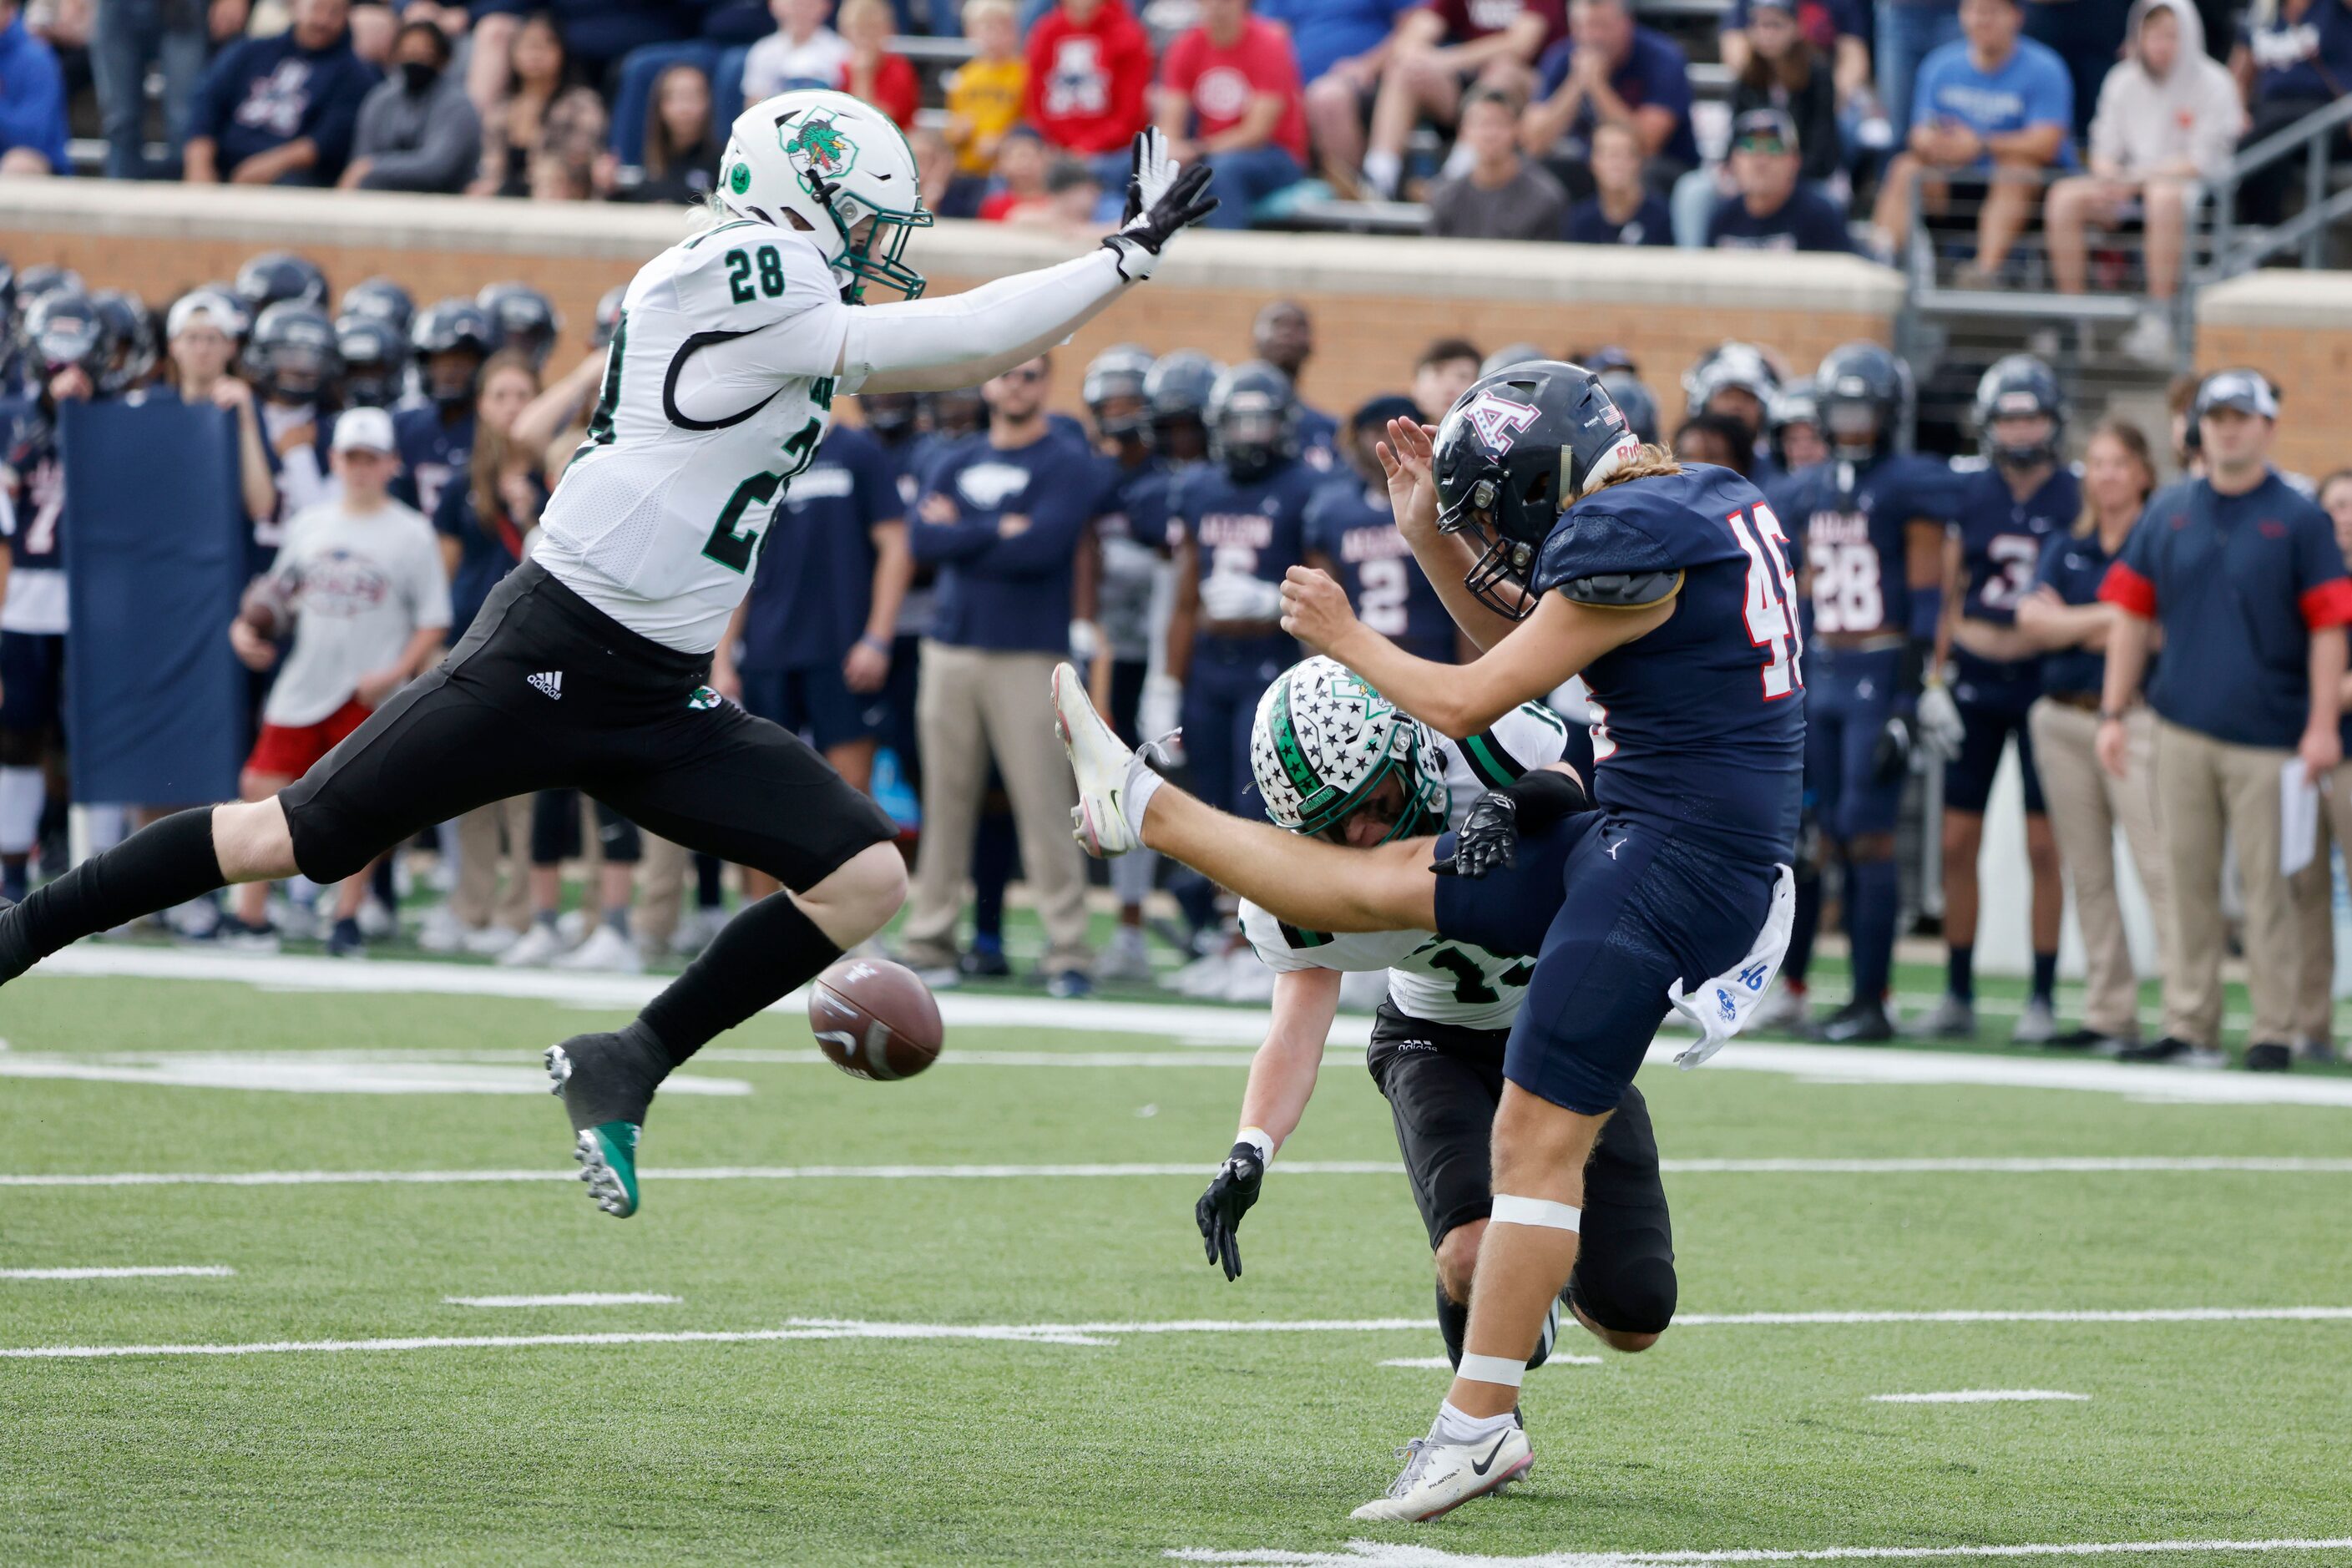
[{"x1": 1461, "y1": 389, "x2": 1540, "y2": 455}]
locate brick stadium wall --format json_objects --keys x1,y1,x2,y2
[
  {"x1": 2197, "y1": 273, "x2": 2352, "y2": 483},
  {"x1": 0, "y1": 185, "x2": 1904, "y2": 416}
]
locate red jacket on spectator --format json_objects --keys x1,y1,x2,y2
[
  {"x1": 842, "y1": 52, "x2": 921, "y2": 129},
  {"x1": 1026, "y1": 0, "x2": 1154, "y2": 154},
  {"x1": 1160, "y1": 17, "x2": 1310, "y2": 164}
]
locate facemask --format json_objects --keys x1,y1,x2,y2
[{"x1": 400, "y1": 60, "x2": 439, "y2": 94}]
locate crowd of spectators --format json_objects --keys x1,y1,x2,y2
[
  {"x1": 3, "y1": 254, "x2": 2349, "y2": 1052},
  {"x1": 0, "y1": 0, "x2": 2344, "y2": 296}
]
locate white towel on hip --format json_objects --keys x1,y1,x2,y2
[{"x1": 1665, "y1": 862, "x2": 1796, "y2": 1070}]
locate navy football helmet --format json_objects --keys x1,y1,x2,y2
[
  {"x1": 250, "y1": 302, "x2": 341, "y2": 405},
  {"x1": 590, "y1": 285, "x2": 626, "y2": 350},
  {"x1": 478, "y1": 281, "x2": 560, "y2": 368},
  {"x1": 16, "y1": 266, "x2": 85, "y2": 314},
  {"x1": 335, "y1": 315, "x2": 408, "y2": 408},
  {"x1": 1768, "y1": 378, "x2": 1823, "y2": 471},
  {"x1": 412, "y1": 298, "x2": 493, "y2": 410},
  {"x1": 1815, "y1": 341, "x2": 1913, "y2": 460},
  {"x1": 338, "y1": 276, "x2": 417, "y2": 336},
  {"x1": 1082, "y1": 343, "x2": 1156, "y2": 441},
  {"x1": 1432, "y1": 360, "x2": 1642, "y2": 620},
  {"x1": 1597, "y1": 367, "x2": 1661, "y2": 444},
  {"x1": 860, "y1": 388, "x2": 918, "y2": 440},
  {"x1": 1207, "y1": 360, "x2": 1298, "y2": 483},
  {"x1": 1682, "y1": 341, "x2": 1780, "y2": 431},
  {"x1": 89, "y1": 291, "x2": 159, "y2": 395},
  {"x1": 1479, "y1": 342, "x2": 1550, "y2": 378},
  {"x1": 1143, "y1": 349, "x2": 1221, "y2": 463},
  {"x1": 1971, "y1": 353, "x2": 2066, "y2": 470},
  {"x1": 235, "y1": 251, "x2": 329, "y2": 315},
  {"x1": 22, "y1": 291, "x2": 114, "y2": 382}
]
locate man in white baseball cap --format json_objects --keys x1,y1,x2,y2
[{"x1": 223, "y1": 401, "x2": 450, "y2": 959}]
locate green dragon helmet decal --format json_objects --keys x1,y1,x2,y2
[
  {"x1": 781, "y1": 109, "x2": 858, "y2": 196},
  {"x1": 1250, "y1": 656, "x2": 1449, "y2": 844}
]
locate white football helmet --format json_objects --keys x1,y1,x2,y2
[
  {"x1": 1251, "y1": 656, "x2": 1449, "y2": 843},
  {"x1": 718, "y1": 89, "x2": 932, "y2": 302}
]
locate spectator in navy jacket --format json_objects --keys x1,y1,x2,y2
[
  {"x1": 186, "y1": 0, "x2": 382, "y2": 185},
  {"x1": 1522, "y1": 0, "x2": 1698, "y2": 193},
  {"x1": 2231, "y1": 0, "x2": 2352, "y2": 226},
  {"x1": 607, "y1": 0, "x2": 769, "y2": 165},
  {"x1": 0, "y1": 0, "x2": 68, "y2": 176},
  {"x1": 1706, "y1": 108, "x2": 1854, "y2": 248},
  {"x1": 2096, "y1": 370, "x2": 2352, "y2": 1072},
  {"x1": 1564, "y1": 116, "x2": 1674, "y2": 241},
  {"x1": 899, "y1": 355, "x2": 1097, "y2": 996}
]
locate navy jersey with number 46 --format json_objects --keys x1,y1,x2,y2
[
  {"x1": 0, "y1": 400, "x2": 64, "y2": 574},
  {"x1": 1302, "y1": 473, "x2": 1454, "y2": 664},
  {"x1": 1950, "y1": 458, "x2": 2080, "y2": 627},
  {"x1": 1531, "y1": 462, "x2": 1805, "y2": 859},
  {"x1": 1777, "y1": 453, "x2": 1955, "y2": 638}
]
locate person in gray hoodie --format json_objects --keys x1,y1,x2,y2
[
  {"x1": 2045, "y1": 0, "x2": 2241, "y2": 361},
  {"x1": 338, "y1": 19, "x2": 483, "y2": 195}
]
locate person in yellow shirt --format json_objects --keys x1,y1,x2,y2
[{"x1": 946, "y1": 0, "x2": 1029, "y2": 177}]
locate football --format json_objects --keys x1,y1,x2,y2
[
  {"x1": 239, "y1": 575, "x2": 291, "y2": 639},
  {"x1": 807, "y1": 957, "x2": 943, "y2": 1081}
]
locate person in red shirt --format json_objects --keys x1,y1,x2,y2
[
  {"x1": 1154, "y1": 0, "x2": 1310, "y2": 225},
  {"x1": 1357, "y1": 0, "x2": 1562, "y2": 197},
  {"x1": 1027, "y1": 0, "x2": 1155, "y2": 169},
  {"x1": 837, "y1": 0, "x2": 920, "y2": 129}
]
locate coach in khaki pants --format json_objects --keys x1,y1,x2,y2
[
  {"x1": 2097, "y1": 372, "x2": 2352, "y2": 1072},
  {"x1": 898, "y1": 357, "x2": 1095, "y2": 994},
  {"x1": 2017, "y1": 419, "x2": 2172, "y2": 1050}
]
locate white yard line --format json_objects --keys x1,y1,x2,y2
[
  {"x1": 1868, "y1": 1390, "x2": 2091, "y2": 1404},
  {"x1": 443, "y1": 1292, "x2": 681, "y2": 1308},
  {"x1": 1166, "y1": 1536, "x2": 2352, "y2": 1565},
  {"x1": 6, "y1": 1308, "x2": 2349, "y2": 1362},
  {"x1": 6, "y1": 1156, "x2": 2351, "y2": 1190},
  {"x1": 0, "y1": 1265, "x2": 234, "y2": 1280},
  {"x1": 0, "y1": 1054, "x2": 751, "y2": 1096},
  {"x1": 24, "y1": 944, "x2": 2352, "y2": 1107}
]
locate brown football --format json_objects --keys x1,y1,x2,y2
[{"x1": 807, "y1": 957, "x2": 943, "y2": 1081}]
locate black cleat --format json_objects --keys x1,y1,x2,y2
[
  {"x1": 2244, "y1": 1041, "x2": 2293, "y2": 1074},
  {"x1": 1815, "y1": 997, "x2": 1895, "y2": 1044}
]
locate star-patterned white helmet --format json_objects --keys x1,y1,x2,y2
[{"x1": 1250, "y1": 657, "x2": 1449, "y2": 842}]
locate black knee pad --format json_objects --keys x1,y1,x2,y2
[{"x1": 1580, "y1": 1254, "x2": 1678, "y2": 1338}]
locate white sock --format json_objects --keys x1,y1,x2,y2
[
  {"x1": 1120, "y1": 755, "x2": 1162, "y2": 840},
  {"x1": 1438, "y1": 140, "x2": 1476, "y2": 180},
  {"x1": 1431, "y1": 1399, "x2": 1516, "y2": 1445},
  {"x1": 1111, "y1": 844, "x2": 1158, "y2": 903},
  {"x1": 1362, "y1": 149, "x2": 1401, "y2": 197},
  {"x1": 0, "y1": 766, "x2": 43, "y2": 855}
]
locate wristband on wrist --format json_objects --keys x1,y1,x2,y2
[
  {"x1": 2098, "y1": 709, "x2": 2125, "y2": 723},
  {"x1": 856, "y1": 634, "x2": 890, "y2": 654},
  {"x1": 1236, "y1": 1126, "x2": 1275, "y2": 1165}
]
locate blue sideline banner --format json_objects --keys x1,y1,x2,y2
[{"x1": 62, "y1": 399, "x2": 250, "y2": 805}]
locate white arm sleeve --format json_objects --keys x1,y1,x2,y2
[{"x1": 838, "y1": 248, "x2": 1130, "y2": 385}]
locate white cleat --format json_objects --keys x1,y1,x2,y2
[
  {"x1": 1350, "y1": 1426, "x2": 1535, "y2": 1522},
  {"x1": 1050, "y1": 660, "x2": 1140, "y2": 857},
  {"x1": 498, "y1": 922, "x2": 569, "y2": 968},
  {"x1": 552, "y1": 923, "x2": 644, "y2": 974}
]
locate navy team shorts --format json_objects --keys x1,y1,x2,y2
[
  {"x1": 0, "y1": 630, "x2": 65, "y2": 739},
  {"x1": 740, "y1": 665, "x2": 892, "y2": 754},
  {"x1": 1945, "y1": 652, "x2": 2046, "y2": 816},
  {"x1": 1432, "y1": 807, "x2": 1779, "y2": 1115}
]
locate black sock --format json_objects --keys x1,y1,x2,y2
[
  {"x1": 1949, "y1": 944, "x2": 1975, "y2": 1003},
  {"x1": 694, "y1": 852, "x2": 723, "y2": 908},
  {"x1": 1435, "y1": 1279, "x2": 1469, "y2": 1370},
  {"x1": 2032, "y1": 949, "x2": 2059, "y2": 1004},
  {"x1": 0, "y1": 807, "x2": 223, "y2": 982},
  {"x1": 636, "y1": 892, "x2": 842, "y2": 1067}
]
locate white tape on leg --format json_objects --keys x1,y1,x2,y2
[
  {"x1": 1456, "y1": 1353, "x2": 1527, "y2": 1388},
  {"x1": 1490, "y1": 1194, "x2": 1582, "y2": 1232}
]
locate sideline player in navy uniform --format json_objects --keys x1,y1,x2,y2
[
  {"x1": 1055, "y1": 359, "x2": 1799, "y2": 1520},
  {"x1": 1304, "y1": 394, "x2": 1460, "y2": 666},
  {"x1": 0, "y1": 100, "x2": 1223, "y2": 1225},
  {"x1": 0, "y1": 293, "x2": 114, "y2": 902},
  {"x1": 391, "y1": 297, "x2": 491, "y2": 518},
  {"x1": 1920, "y1": 356, "x2": 2076, "y2": 1043},
  {"x1": 1770, "y1": 342, "x2": 1959, "y2": 1042}
]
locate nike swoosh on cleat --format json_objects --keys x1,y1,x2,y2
[{"x1": 1469, "y1": 1434, "x2": 1512, "y2": 1476}]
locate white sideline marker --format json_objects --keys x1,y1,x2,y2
[
  {"x1": 443, "y1": 1292, "x2": 682, "y2": 1308},
  {"x1": 8, "y1": 1156, "x2": 2352, "y2": 1190},
  {"x1": 1167, "y1": 1535, "x2": 2352, "y2": 1565},
  {"x1": 1869, "y1": 1389, "x2": 2091, "y2": 1404},
  {"x1": 0, "y1": 1265, "x2": 235, "y2": 1281}
]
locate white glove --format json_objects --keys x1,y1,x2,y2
[
  {"x1": 1069, "y1": 620, "x2": 1103, "y2": 664},
  {"x1": 1201, "y1": 573, "x2": 1283, "y2": 623},
  {"x1": 1916, "y1": 680, "x2": 1965, "y2": 763},
  {"x1": 1139, "y1": 673, "x2": 1186, "y2": 768},
  {"x1": 1100, "y1": 534, "x2": 1161, "y2": 585}
]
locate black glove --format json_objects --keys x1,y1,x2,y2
[
  {"x1": 1196, "y1": 1141, "x2": 1265, "y2": 1282},
  {"x1": 1434, "y1": 791, "x2": 1518, "y2": 880},
  {"x1": 1872, "y1": 713, "x2": 1914, "y2": 784},
  {"x1": 1430, "y1": 767, "x2": 1590, "y2": 879},
  {"x1": 1103, "y1": 133, "x2": 1218, "y2": 281}
]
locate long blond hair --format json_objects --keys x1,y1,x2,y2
[{"x1": 2071, "y1": 418, "x2": 2154, "y2": 539}]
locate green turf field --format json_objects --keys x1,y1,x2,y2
[{"x1": 3, "y1": 950, "x2": 2349, "y2": 1566}]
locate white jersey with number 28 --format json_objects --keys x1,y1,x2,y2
[
  {"x1": 1239, "y1": 701, "x2": 1571, "y2": 1029},
  {"x1": 534, "y1": 220, "x2": 854, "y2": 653}
]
